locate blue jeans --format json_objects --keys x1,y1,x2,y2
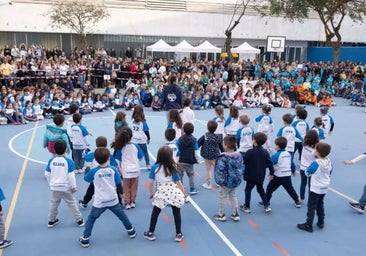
[
  {"x1": 359, "y1": 185, "x2": 366, "y2": 207},
  {"x1": 138, "y1": 143, "x2": 150, "y2": 165},
  {"x1": 83, "y1": 203, "x2": 133, "y2": 238},
  {"x1": 72, "y1": 149, "x2": 84, "y2": 170}
]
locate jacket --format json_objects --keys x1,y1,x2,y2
[
  {"x1": 243, "y1": 146, "x2": 275, "y2": 182},
  {"x1": 43, "y1": 124, "x2": 71, "y2": 153}
]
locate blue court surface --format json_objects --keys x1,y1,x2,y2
[{"x1": 1, "y1": 97, "x2": 365, "y2": 256}]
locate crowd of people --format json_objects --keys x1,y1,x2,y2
[{"x1": 1, "y1": 43, "x2": 366, "y2": 250}]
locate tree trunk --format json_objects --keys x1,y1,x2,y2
[
  {"x1": 224, "y1": 30, "x2": 234, "y2": 62},
  {"x1": 332, "y1": 44, "x2": 340, "y2": 65}
]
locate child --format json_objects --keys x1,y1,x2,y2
[
  {"x1": 265, "y1": 137, "x2": 301, "y2": 208},
  {"x1": 0, "y1": 186, "x2": 13, "y2": 249},
  {"x1": 180, "y1": 98, "x2": 195, "y2": 125},
  {"x1": 130, "y1": 105, "x2": 151, "y2": 170},
  {"x1": 224, "y1": 105, "x2": 240, "y2": 136},
  {"x1": 255, "y1": 105, "x2": 274, "y2": 152},
  {"x1": 42, "y1": 102, "x2": 54, "y2": 119},
  {"x1": 164, "y1": 128, "x2": 179, "y2": 163},
  {"x1": 144, "y1": 146, "x2": 187, "y2": 242},
  {"x1": 151, "y1": 95, "x2": 161, "y2": 111},
  {"x1": 71, "y1": 113, "x2": 91, "y2": 174},
  {"x1": 198, "y1": 120, "x2": 224, "y2": 190},
  {"x1": 344, "y1": 130, "x2": 366, "y2": 213},
  {"x1": 319, "y1": 106, "x2": 335, "y2": 137},
  {"x1": 312, "y1": 117, "x2": 326, "y2": 140},
  {"x1": 79, "y1": 147, "x2": 136, "y2": 248},
  {"x1": 79, "y1": 136, "x2": 119, "y2": 208},
  {"x1": 168, "y1": 109, "x2": 183, "y2": 140},
  {"x1": 114, "y1": 127, "x2": 144, "y2": 209},
  {"x1": 44, "y1": 140, "x2": 84, "y2": 228},
  {"x1": 43, "y1": 114, "x2": 71, "y2": 155},
  {"x1": 4, "y1": 102, "x2": 20, "y2": 124},
  {"x1": 292, "y1": 107, "x2": 309, "y2": 160},
  {"x1": 23, "y1": 100, "x2": 38, "y2": 122},
  {"x1": 66, "y1": 103, "x2": 80, "y2": 155},
  {"x1": 114, "y1": 110, "x2": 128, "y2": 135},
  {"x1": 93, "y1": 94, "x2": 106, "y2": 112},
  {"x1": 213, "y1": 136, "x2": 244, "y2": 222},
  {"x1": 281, "y1": 95, "x2": 292, "y2": 108},
  {"x1": 213, "y1": 105, "x2": 225, "y2": 139},
  {"x1": 299, "y1": 130, "x2": 320, "y2": 204},
  {"x1": 240, "y1": 132, "x2": 275, "y2": 213},
  {"x1": 236, "y1": 114, "x2": 255, "y2": 157},
  {"x1": 201, "y1": 93, "x2": 211, "y2": 109},
  {"x1": 176, "y1": 122, "x2": 201, "y2": 195},
  {"x1": 297, "y1": 142, "x2": 332, "y2": 232},
  {"x1": 277, "y1": 113, "x2": 303, "y2": 159}
]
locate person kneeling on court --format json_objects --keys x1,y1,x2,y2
[{"x1": 79, "y1": 147, "x2": 136, "y2": 248}]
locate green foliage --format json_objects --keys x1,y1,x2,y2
[{"x1": 47, "y1": 0, "x2": 110, "y2": 35}]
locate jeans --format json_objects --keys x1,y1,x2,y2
[
  {"x1": 358, "y1": 184, "x2": 366, "y2": 207},
  {"x1": 83, "y1": 203, "x2": 133, "y2": 238},
  {"x1": 72, "y1": 149, "x2": 84, "y2": 170},
  {"x1": 266, "y1": 176, "x2": 299, "y2": 204},
  {"x1": 294, "y1": 142, "x2": 303, "y2": 161},
  {"x1": 299, "y1": 170, "x2": 310, "y2": 200},
  {"x1": 219, "y1": 186, "x2": 238, "y2": 216},
  {"x1": 0, "y1": 217, "x2": 4, "y2": 241},
  {"x1": 138, "y1": 143, "x2": 150, "y2": 166},
  {"x1": 244, "y1": 180, "x2": 268, "y2": 208},
  {"x1": 306, "y1": 191, "x2": 325, "y2": 226},
  {"x1": 178, "y1": 163, "x2": 195, "y2": 189}
]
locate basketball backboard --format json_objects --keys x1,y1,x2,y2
[{"x1": 266, "y1": 36, "x2": 286, "y2": 53}]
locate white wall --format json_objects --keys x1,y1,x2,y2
[{"x1": 0, "y1": 3, "x2": 365, "y2": 43}]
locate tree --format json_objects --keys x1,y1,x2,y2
[
  {"x1": 47, "y1": 0, "x2": 109, "y2": 50},
  {"x1": 259, "y1": 0, "x2": 366, "y2": 64},
  {"x1": 224, "y1": 0, "x2": 252, "y2": 61}
]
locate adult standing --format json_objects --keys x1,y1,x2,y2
[{"x1": 160, "y1": 74, "x2": 182, "y2": 112}]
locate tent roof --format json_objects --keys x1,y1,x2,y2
[
  {"x1": 231, "y1": 42, "x2": 260, "y2": 54},
  {"x1": 172, "y1": 40, "x2": 196, "y2": 53},
  {"x1": 146, "y1": 39, "x2": 175, "y2": 52},
  {"x1": 194, "y1": 40, "x2": 221, "y2": 53}
]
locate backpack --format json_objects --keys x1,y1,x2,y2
[{"x1": 215, "y1": 152, "x2": 243, "y2": 188}]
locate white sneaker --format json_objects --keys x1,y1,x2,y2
[
  {"x1": 202, "y1": 183, "x2": 212, "y2": 190},
  {"x1": 130, "y1": 202, "x2": 136, "y2": 208},
  {"x1": 125, "y1": 204, "x2": 131, "y2": 210}
]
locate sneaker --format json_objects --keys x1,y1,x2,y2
[
  {"x1": 264, "y1": 205, "x2": 272, "y2": 213},
  {"x1": 130, "y1": 202, "x2": 136, "y2": 208},
  {"x1": 213, "y1": 213, "x2": 227, "y2": 222},
  {"x1": 77, "y1": 219, "x2": 85, "y2": 227},
  {"x1": 349, "y1": 202, "x2": 365, "y2": 214},
  {"x1": 0, "y1": 240, "x2": 13, "y2": 249},
  {"x1": 230, "y1": 213, "x2": 240, "y2": 222},
  {"x1": 146, "y1": 164, "x2": 151, "y2": 170},
  {"x1": 189, "y1": 187, "x2": 198, "y2": 195},
  {"x1": 143, "y1": 231, "x2": 156, "y2": 241},
  {"x1": 297, "y1": 222, "x2": 313, "y2": 232},
  {"x1": 184, "y1": 196, "x2": 190, "y2": 203},
  {"x1": 317, "y1": 222, "x2": 324, "y2": 229},
  {"x1": 79, "y1": 236, "x2": 90, "y2": 248},
  {"x1": 125, "y1": 204, "x2": 131, "y2": 210},
  {"x1": 175, "y1": 233, "x2": 184, "y2": 242},
  {"x1": 79, "y1": 200, "x2": 87, "y2": 209},
  {"x1": 74, "y1": 169, "x2": 80, "y2": 174},
  {"x1": 295, "y1": 201, "x2": 302, "y2": 208},
  {"x1": 127, "y1": 227, "x2": 136, "y2": 238},
  {"x1": 239, "y1": 204, "x2": 251, "y2": 213},
  {"x1": 202, "y1": 183, "x2": 212, "y2": 190},
  {"x1": 258, "y1": 201, "x2": 264, "y2": 206},
  {"x1": 48, "y1": 219, "x2": 59, "y2": 228}
]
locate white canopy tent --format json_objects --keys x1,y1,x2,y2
[
  {"x1": 172, "y1": 40, "x2": 196, "y2": 60},
  {"x1": 194, "y1": 40, "x2": 222, "y2": 53},
  {"x1": 231, "y1": 42, "x2": 260, "y2": 61},
  {"x1": 146, "y1": 39, "x2": 175, "y2": 52}
]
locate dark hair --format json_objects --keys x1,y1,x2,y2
[
  {"x1": 53, "y1": 114, "x2": 65, "y2": 126},
  {"x1": 215, "y1": 105, "x2": 224, "y2": 119},
  {"x1": 169, "y1": 74, "x2": 177, "y2": 84},
  {"x1": 262, "y1": 105, "x2": 271, "y2": 114},
  {"x1": 183, "y1": 98, "x2": 191, "y2": 107},
  {"x1": 282, "y1": 113, "x2": 294, "y2": 125},
  {"x1": 315, "y1": 142, "x2": 331, "y2": 158},
  {"x1": 183, "y1": 122, "x2": 194, "y2": 135},
  {"x1": 54, "y1": 140, "x2": 66, "y2": 155},
  {"x1": 113, "y1": 127, "x2": 133, "y2": 151},
  {"x1": 253, "y1": 132, "x2": 267, "y2": 146},
  {"x1": 69, "y1": 103, "x2": 79, "y2": 115},
  {"x1": 168, "y1": 109, "x2": 183, "y2": 129},
  {"x1": 275, "y1": 136, "x2": 287, "y2": 150},
  {"x1": 165, "y1": 128, "x2": 176, "y2": 142},
  {"x1": 207, "y1": 120, "x2": 218, "y2": 133},
  {"x1": 72, "y1": 112, "x2": 82, "y2": 123},
  {"x1": 94, "y1": 147, "x2": 110, "y2": 165},
  {"x1": 96, "y1": 136, "x2": 107, "y2": 147},
  {"x1": 131, "y1": 105, "x2": 145, "y2": 122},
  {"x1": 229, "y1": 105, "x2": 239, "y2": 118},
  {"x1": 114, "y1": 111, "x2": 128, "y2": 126},
  {"x1": 320, "y1": 106, "x2": 329, "y2": 115},
  {"x1": 156, "y1": 146, "x2": 180, "y2": 176},
  {"x1": 223, "y1": 135, "x2": 236, "y2": 150},
  {"x1": 296, "y1": 108, "x2": 308, "y2": 120},
  {"x1": 314, "y1": 117, "x2": 324, "y2": 128},
  {"x1": 303, "y1": 130, "x2": 320, "y2": 148}
]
